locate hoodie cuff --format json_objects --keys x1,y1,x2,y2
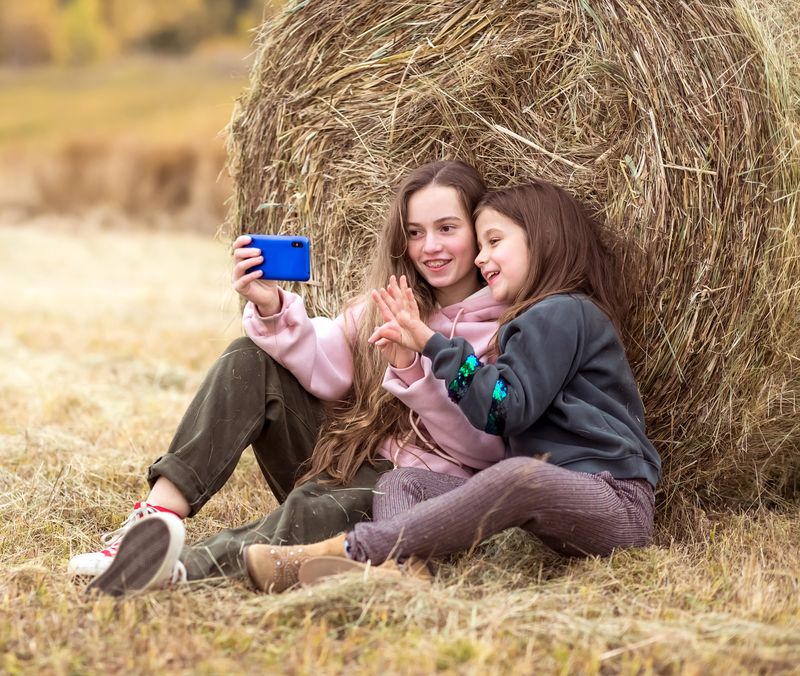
[
  {"x1": 251, "y1": 287, "x2": 286, "y2": 321},
  {"x1": 422, "y1": 332, "x2": 452, "y2": 360},
  {"x1": 385, "y1": 354, "x2": 425, "y2": 387}
]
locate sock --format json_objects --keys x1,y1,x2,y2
[{"x1": 344, "y1": 534, "x2": 353, "y2": 559}]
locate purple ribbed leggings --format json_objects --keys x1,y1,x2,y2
[{"x1": 347, "y1": 457, "x2": 655, "y2": 563}]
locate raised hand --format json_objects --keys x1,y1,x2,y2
[
  {"x1": 370, "y1": 330, "x2": 416, "y2": 368},
  {"x1": 369, "y1": 275, "x2": 435, "y2": 354},
  {"x1": 367, "y1": 275, "x2": 414, "y2": 367},
  {"x1": 231, "y1": 235, "x2": 281, "y2": 316}
]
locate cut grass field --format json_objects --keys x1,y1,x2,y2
[{"x1": 0, "y1": 220, "x2": 798, "y2": 674}]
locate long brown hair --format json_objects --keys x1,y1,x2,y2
[
  {"x1": 300, "y1": 160, "x2": 486, "y2": 485},
  {"x1": 476, "y1": 180, "x2": 631, "y2": 353}
]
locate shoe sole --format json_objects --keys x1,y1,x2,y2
[
  {"x1": 243, "y1": 545, "x2": 265, "y2": 591},
  {"x1": 298, "y1": 556, "x2": 374, "y2": 586},
  {"x1": 86, "y1": 514, "x2": 184, "y2": 598}
]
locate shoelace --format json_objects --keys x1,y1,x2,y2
[
  {"x1": 99, "y1": 502, "x2": 160, "y2": 556},
  {"x1": 170, "y1": 561, "x2": 187, "y2": 585}
]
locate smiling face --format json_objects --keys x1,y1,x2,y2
[
  {"x1": 405, "y1": 184, "x2": 481, "y2": 306},
  {"x1": 474, "y1": 207, "x2": 531, "y2": 303}
]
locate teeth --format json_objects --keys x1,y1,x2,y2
[{"x1": 425, "y1": 261, "x2": 449, "y2": 269}]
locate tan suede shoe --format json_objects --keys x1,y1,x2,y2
[
  {"x1": 298, "y1": 555, "x2": 432, "y2": 587},
  {"x1": 244, "y1": 533, "x2": 347, "y2": 593}
]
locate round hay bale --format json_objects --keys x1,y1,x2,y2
[
  {"x1": 744, "y1": 0, "x2": 800, "y2": 110},
  {"x1": 225, "y1": 0, "x2": 800, "y2": 520}
]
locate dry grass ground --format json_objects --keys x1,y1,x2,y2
[{"x1": 0, "y1": 219, "x2": 798, "y2": 674}]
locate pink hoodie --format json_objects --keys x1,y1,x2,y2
[{"x1": 242, "y1": 286, "x2": 506, "y2": 478}]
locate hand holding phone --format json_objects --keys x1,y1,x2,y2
[
  {"x1": 232, "y1": 234, "x2": 311, "y2": 315},
  {"x1": 247, "y1": 235, "x2": 311, "y2": 282},
  {"x1": 231, "y1": 235, "x2": 278, "y2": 315}
]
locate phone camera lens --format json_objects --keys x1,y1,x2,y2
[{"x1": 292, "y1": 241, "x2": 303, "y2": 248}]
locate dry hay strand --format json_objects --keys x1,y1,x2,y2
[
  {"x1": 742, "y1": 0, "x2": 800, "y2": 111},
  {"x1": 225, "y1": 0, "x2": 800, "y2": 523}
]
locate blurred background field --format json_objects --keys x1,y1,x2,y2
[
  {"x1": 0, "y1": 55, "x2": 240, "y2": 231},
  {"x1": 0, "y1": 0, "x2": 278, "y2": 232},
  {"x1": 0, "y1": 0, "x2": 269, "y2": 67}
]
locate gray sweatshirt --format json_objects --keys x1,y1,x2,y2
[{"x1": 422, "y1": 294, "x2": 661, "y2": 488}]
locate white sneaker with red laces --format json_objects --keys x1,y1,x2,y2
[
  {"x1": 68, "y1": 502, "x2": 181, "y2": 577},
  {"x1": 86, "y1": 512, "x2": 186, "y2": 598}
]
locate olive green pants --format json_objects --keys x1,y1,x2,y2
[{"x1": 146, "y1": 336, "x2": 392, "y2": 580}]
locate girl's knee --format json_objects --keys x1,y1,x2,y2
[
  {"x1": 375, "y1": 468, "x2": 427, "y2": 498},
  {"x1": 220, "y1": 336, "x2": 266, "y2": 367},
  {"x1": 494, "y1": 456, "x2": 550, "y2": 488},
  {"x1": 373, "y1": 468, "x2": 430, "y2": 520},
  {"x1": 502, "y1": 456, "x2": 546, "y2": 471},
  {"x1": 221, "y1": 336, "x2": 279, "y2": 372},
  {"x1": 224, "y1": 335, "x2": 257, "y2": 354}
]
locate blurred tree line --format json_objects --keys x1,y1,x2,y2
[{"x1": 0, "y1": 0, "x2": 274, "y2": 66}]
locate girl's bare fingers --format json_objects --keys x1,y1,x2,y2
[
  {"x1": 242, "y1": 269, "x2": 263, "y2": 283},
  {"x1": 369, "y1": 322, "x2": 402, "y2": 344},
  {"x1": 399, "y1": 275, "x2": 414, "y2": 307},
  {"x1": 379, "y1": 287, "x2": 401, "y2": 315},
  {"x1": 383, "y1": 275, "x2": 397, "y2": 299},
  {"x1": 399, "y1": 276, "x2": 412, "y2": 304},
  {"x1": 403, "y1": 286, "x2": 420, "y2": 320},
  {"x1": 371, "y1": 289, "x2": 396, "y2": 323},
  {"x1": 389, "y1": 289, "x2": 414, "y2": 323},
  {"x1": 233, "y1": 256, "x2": 263, "y2": 279},
  {"x1": 387, "y1": 275, "x2": 404, "y2": 302},
  {"x1": 232, "y1": 269, "x2": 263, "y2": 292},
  {"x1": 368, "y1": 324, "x2": 391, "y2": 343},
  {"x1": 396, "y1": 276, "x2": 415, "y2": 311},
  {"x1": 232, "y1": 246, "x2": 261, "y2": 261},
  {"x1": 232, "y1": 235, "x2": 252, "y2": 250}
]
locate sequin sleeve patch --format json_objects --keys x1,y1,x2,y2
[
  {"x1": 447, "y1": 354, "x2": 480, "y2": 403},
  {"x1": 485, "y1": 377, "x2": 509, "y2": 435}
]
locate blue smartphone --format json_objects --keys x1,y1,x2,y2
[{"x1": 247, "y1": 234, "x2": 311, "y2": 282}]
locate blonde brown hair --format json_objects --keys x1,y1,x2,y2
[
  {"x1": 300, "y1": 160, "x2": 486, "y2": 485},
  {"x1": 475, "y1": 180, "x2": 630, "y2": 357}
]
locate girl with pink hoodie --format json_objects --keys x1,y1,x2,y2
[{"x1": 73, "y1": 160, "x2": 508, "y2": 596}]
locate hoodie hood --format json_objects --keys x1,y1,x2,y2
[
  {"x1": 428, "y1": 286, "x2": 506, "y2": 359},
  {"x1": 435, "y1": 286, "x2": 507, "y2": 324}
]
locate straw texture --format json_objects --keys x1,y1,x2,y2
[{"x1": 225, "y1": 0, "x2": 800, "y2": 519}]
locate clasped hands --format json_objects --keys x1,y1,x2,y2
[{"x1": 369, "y1": 275, "x2": 435, "y2": 368}]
